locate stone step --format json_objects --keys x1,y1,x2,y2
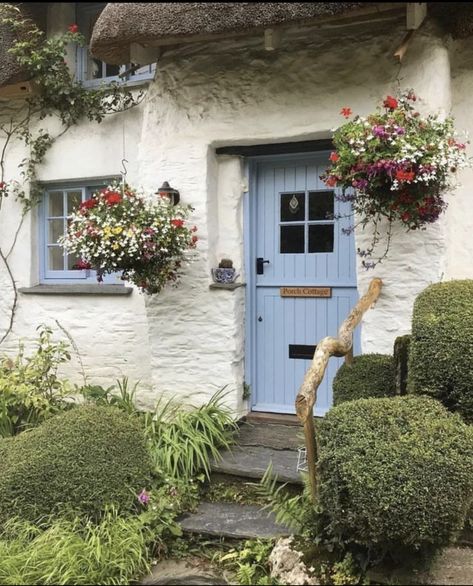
[
  {"x1": 212, "y1": 444, "x2": 303, "y2": 485},
  {"x1": 179, "y1": 501, "x2": 291, "y2": 540},
  {"x1": 237, "y1": 422, "x2": 304, "y2": 451}
]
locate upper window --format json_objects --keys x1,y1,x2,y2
[
  {"x1": 40, "y1": 179, "x2": 120, "y2": 284},
  {"x1": 76, "y1": 3, "x2": 155, "y2": 87}
]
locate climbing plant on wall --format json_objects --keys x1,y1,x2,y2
[{"x1": 0, "y1": 4, "x2": 143, "y2": 344}]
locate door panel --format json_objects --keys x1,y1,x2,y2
[{"x1": 250, "y1": 154, "x2": 358, "y2": 415}]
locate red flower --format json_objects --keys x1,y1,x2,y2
[
  {"x1": 325, "y1": 175, "x2": 338, "y2": 187},
  {"x1": 383, "y1": 95, "x2": 398, "y2": 110},
  {"x1": 79, "y1": 198, "x2": 98, "y2": 210},
  {"x1": 401, "y1": 212, "x2": 411, "y2": 223},
  {"x1": 105, "y1": 192, "x2": 122, "y2": 205},
  {"x1": 171, "y1": 219, "x2": 184, "y2": 228},
  {"x1": 68, "y1": 24, "x2": 79, "y2": 33},
  {"x1": 0, "y1": 182, "x2": 5, "y2": 190},
  {"x1": 73, "y1": 259, "x2": 91, "y2": 270},
  {"x1": 395, "y1": 169, "x2": 415, "y2": 182},
  {"x1": 340, "y1": 107, "x2": 352, "y2": 118},
  {"x1": 329, "y1": 152, "x2": 340, "y2": 162},
  {"x1": 191, "y1": 235, "x2": 198, "y2": 244}
]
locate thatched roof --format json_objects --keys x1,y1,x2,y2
[
  {"x1": 0, "y1": 3, "x2": 47, "y2": 89},
  {"x1": 90, "y1": 2, "x2": 368, "y2": 64}
]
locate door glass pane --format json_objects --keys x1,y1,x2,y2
[
  {"x1": 48, "y1": 246, "x2": 64, "y2": 270},
  {"x1": 67, "y1": 191, "x2": 82, "y2": 213},
  {"x1": 280, "y1": 225, "x2": 305, "y2": 254},
  {"x1": 308, "y1": 224, "x2": 334, "y2": 253},
  {"x1": 48, "y1": 219, "x2": 64, "y2": 244},
  {"x1": 281, "y1": 193, "x2": 305, "y2": 222},
  {"x1": 105, "y1": 63, "x2": 120, "y2": 77},
  {"x1": 48, "y1": 191, "x2": 63, "y2": 217},
  {"x1": 309, "y1": 191, "x2": 334, "y2": 221}
]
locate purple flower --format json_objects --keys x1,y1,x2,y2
[
  {"x1": 138, "y1": 489, "x2": 150, "y2": 505},
  {"x1": 372, "y1": 125, "x2": 389, "y2": 138},
  {"x1": 352, "y1": 178, "x2": 368, "y2": 190},
  {"x1": 395, "y1": 126, "x2": 405, "y2": 135}
]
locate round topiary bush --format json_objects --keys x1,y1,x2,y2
[
  {"x1": 408, "y1": 280, "x2": 473, "y2": 422},
  {"x1": 332, "y1": 354, "x2": 396, "y2": 405},
  {"x1": 317, "y1": 396, "x2": 473, "y2": 555},
  {"x1": 0, "y1": 405, "x2": 152, "y2": 523}
]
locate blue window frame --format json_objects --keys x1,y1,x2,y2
[
  {"x1": 75, "y1": 3, "x2": 156, "y2": 88},
  {"x1": 39, "y1": 178, "x2": 120, "y2": 284}
]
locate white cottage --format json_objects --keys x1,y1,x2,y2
[{"x1": 1, "y1": 2, "x2": 473, "y2": 417}]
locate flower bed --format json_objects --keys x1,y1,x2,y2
[
  {"x1": 60, "y1": 183, "x2": 197, "y2": 294},
  {"x1": 323, "y1": 91, "x2": 469, "y2": 267}
]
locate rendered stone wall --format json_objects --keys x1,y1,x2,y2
[{"x1": 0, "y1": 13, "x2": 466, "y2": 413}]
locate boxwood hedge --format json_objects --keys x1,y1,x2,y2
[
  {"x1": 408, "y1": 280, "x2": 473, "y2": 422},
  {"x1": 318, "y1": 396, "x2": 473, "y2": 554},
  {"x1": 0, "y1": 405, "x2": 152, "y2": 524},
  {"x1": 332, "y1": 354, "x2": 396, "y2": 405}
]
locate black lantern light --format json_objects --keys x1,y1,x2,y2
[{"x1": 156, "y1": 181, "x2": 180, "y2": 206}]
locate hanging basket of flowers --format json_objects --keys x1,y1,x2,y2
[
  {"x1": 322, "y1": 90, "x2": 470, "y2": 268},
  {"x1": 59, "y1": 183, "x2": 198, "y2": 294}
]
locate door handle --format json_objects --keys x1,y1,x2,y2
[{"x1": 256, "y1": 257, "x2": 270, "y2": 275}]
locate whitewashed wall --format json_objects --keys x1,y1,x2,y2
[{"x1": 0, "y1": 13, "x2": 471, "y2": 414}]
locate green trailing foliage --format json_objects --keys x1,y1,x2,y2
[
  {"x1": 0, "y1": 405, "x2": 152, "y2": 524},
  {"x1": 0, "y1": 508, "x2": 152, "y2": 586},
  {"x1": 215, "y1": 539, "x2": 278, "y2": 586},
  {"x1": 408, "y1": 280, "x2": 473, "y2": 422},
  {"x1": 332, "y1": 354, "x2": 396, "y2": 405},
  {"x1": 0, "y1": 325, "x2": 72, "y2": 437},
  {"x1": 317, "y1": 396, "x2": 473, "y2": 558},
  {"x1": 143, "y1": 390, "x2": 237, "y2": 481}
]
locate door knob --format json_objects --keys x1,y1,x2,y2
[{"x1": 256, "y1": 257, "x2": 270, "y2": 275}]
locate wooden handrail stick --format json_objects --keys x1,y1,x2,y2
[{"x1": 295, "y1": 278, "x2": 382, "y2": 502}]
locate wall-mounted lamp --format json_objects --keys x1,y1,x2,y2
[{"x1": 156, "y1": 181, "x2": 180, "y2": 206}]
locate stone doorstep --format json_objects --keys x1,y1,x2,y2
[
  {"x1": 211, "y1": 445, "x2": 303, "y2": 485},
  {"x1": 178, "y1": 501, "x2": 292, "y2": 540},
  {"x1": 367, "y1": 547, "x2": 473, "y2": 586}
]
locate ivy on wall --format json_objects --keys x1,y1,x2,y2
[{"x1": 0, "y1": 4, "x2": 144, "y2": 344}]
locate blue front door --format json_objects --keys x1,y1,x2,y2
[{"x1": 249, "y1": 154, "x2": 358, "y2": 416}]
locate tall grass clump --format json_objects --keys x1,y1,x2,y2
[
  {"x1": 0, "y1": 508, "x2": 152, "y2": 585},
  {"x1": 144, "y1": 390, "x2": 238, "y2": 480}
]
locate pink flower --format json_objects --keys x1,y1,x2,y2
[{"x1": 138, "y1": 489, "x2": 150, "y2": 505}]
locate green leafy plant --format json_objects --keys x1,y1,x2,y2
[
  {"x1": 317, "y1": 396, "x2": 473, "y2": 560},
  {"x1": 216, "y1": 539, "x2": 278, "y2": 585},
  {"x1": 144, "y1": 390, "x2": 237, "y2": 480},
  {"x1": 0, "y1": 325, "x2": 72, "y2": 436},
  {"x1": 0, "y1": 508, "x2": 153, "y2": 585},
  {"x1": 0, "y1": 405, "x2": 152, "y2": 524},
  {"x1": 408, "y1": 280, "x2": 473, "y2": 422},
  {"x1": 333, "y1": 353, "x2": 396, "y2": 405},
  {"x1": 80, "y1": 376, "x2": 140, "y2": 416},
  {"x1": 256, "y1": 465, "x2": 307, "y2": 532}
]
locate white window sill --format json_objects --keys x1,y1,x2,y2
[{"x1": 19, "y1": 285, "x2": 133, "y2": 296}]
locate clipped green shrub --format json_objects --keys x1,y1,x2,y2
[
  {"x1": 318, "y1": 396, "x2": 473, "y2": 555},
  {"x1": 0, "y1": 405, "x2": 152, "y2": 523},
  {"x1": 332, "y1": 354, "x2": 396, "y2": 405},
  {"x1": 393, "y1": 334, "x2": 411, "y2": 395},
  {"x1": 408, "y1": 280, "x2": 473, "y2": 422}
]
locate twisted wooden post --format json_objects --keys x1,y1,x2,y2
[{"x1": 295, "y1": 278, "x2": 383, "y2": 502}]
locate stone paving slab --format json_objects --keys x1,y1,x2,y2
[
  {"x1": 179, "y1": 501, "x2": 292, "y2": 539},
  {"x1": 367, "y1": 547, "x2": 473, "y2": 585},
  {"x1": 237, "y1": 422, "x2": 303, "y2": 451},
  {"x1": 211, "y1": 445, "x2": 303, "y2": 485},
  {"x1": 142, "y1": 558, "x2": 228, "y2": 585}
]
